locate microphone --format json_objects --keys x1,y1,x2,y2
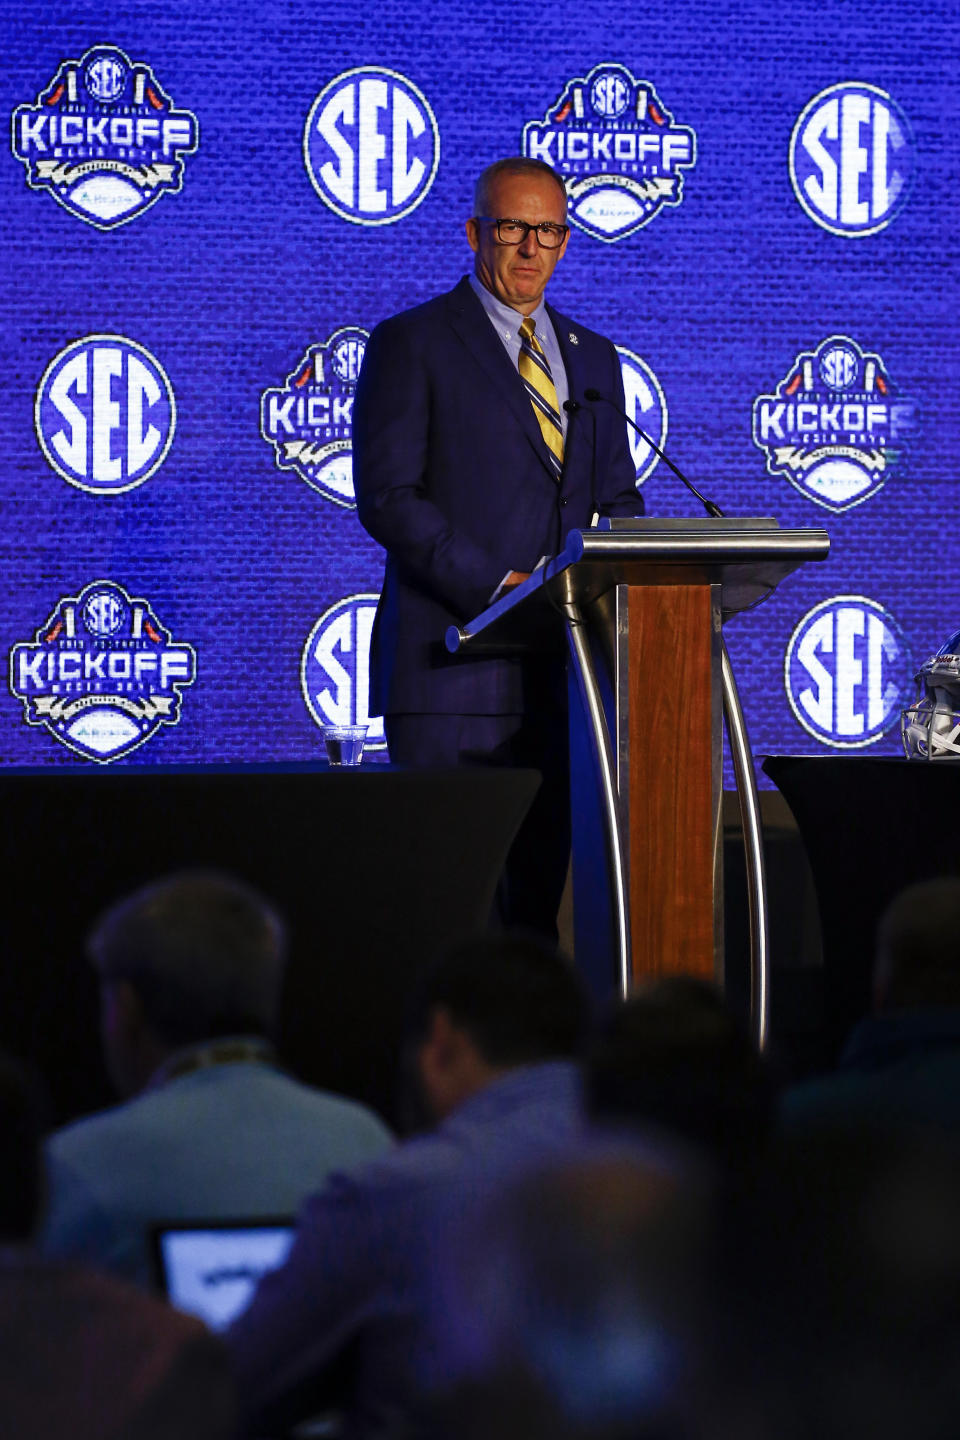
[
  {"x1": 562, "y1": 398, "x2": 597, "y2": 505},
  {"x1": 583, "y1": 387, "x2": 725, "y2": 518}
]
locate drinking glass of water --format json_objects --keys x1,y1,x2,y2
[{"x1": 321, "y1": 725, "x2": 368, "y2": 766}]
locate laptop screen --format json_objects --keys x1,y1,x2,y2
[{"x1": 153, "y1": 1220, "x2": 295, "y2": 1332}]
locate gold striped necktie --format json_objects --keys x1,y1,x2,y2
[{"x1": 518, "y1": 316, "x2": 564, "y2": 477}]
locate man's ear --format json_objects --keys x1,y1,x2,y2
[
  {"x1": 100, "y1": 976, "x2": 143, "y2": 1037},
  {"x1": 419, "y1": 1005, "x2": 459, "y2": 1079},
  {"x1": 100, "y1": 976, "x2": 153, "y2": 1098},
  {"x1": 417, "y1": 1005, "x2": 476, "y2": 1120},
  {"x1": 465, "y1": 216, "x2": 480, "y2": 253}
]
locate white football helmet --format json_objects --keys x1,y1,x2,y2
[{"x1": 901, "y1": 631, "x2": 960, "y2": 758}]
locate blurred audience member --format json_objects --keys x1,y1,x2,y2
[
  {"x1": 424, "y1": 1142, "x2": 713, "y2": 1440},
  {"x1": 226, "y1": 932, "x2": 589, "y2": 1438},
  {"x1": 43, "y1": 870, "x2": 391, "y2": 1286},
  {"x1": 712, "y1": 1123, "x2": 960, "y2": 1440},
  {"x1": 0, "y1": 1048, "x2": 237, "y2": 1440},
  {"x1": 783, "y1": 877, "x2": 960, "y2": 1134},
  {"x1": 586, "y1": 977, "x2": 775, "y2": 1166}
]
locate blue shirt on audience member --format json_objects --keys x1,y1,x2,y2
[{"x1": 225, "y1": 1060, "x2": 582, "y2": 1439}]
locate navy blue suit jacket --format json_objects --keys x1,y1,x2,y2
[{"x1": 353, "y1": 275, "x2": 642, "y2": 716}]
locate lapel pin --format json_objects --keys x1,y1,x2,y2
[{"x1": 568, "y1": 332, "x2": 579, "y2": 345}]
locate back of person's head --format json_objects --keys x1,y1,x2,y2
[
  {"x1": 427, "y1": 1145, "x2": 712, "y2": 1440},
  {"x1": 714, "y1": 1123, "x2": 960, "y2": 1440},
  {"x1": 0, "y1": 1050, "x2": 44, "y2": 1244},
  {"x1": 585, "y1": 977, "x2": 774, "y2": 1165},
  {"x1": 89, "y1": 869, "x2": 287, "y2": 1049},
  {"x1": 874, "y1": 878, "x2": 960, "y2": 1012},
  {"x1": 407, "y1": 932, "x2": 589, "y2": 1068}
]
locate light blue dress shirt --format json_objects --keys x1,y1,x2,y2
[{"x1": 468, "y1": 271, "x2": 570, "y2": 439}]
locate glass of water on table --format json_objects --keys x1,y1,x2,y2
[{"x1": 320, "y1": 725, "x2": 368, "y2": 767}]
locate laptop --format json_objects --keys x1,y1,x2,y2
[{"x1": 152, "y1": 1217, "x2": 295, "y2": 1332}]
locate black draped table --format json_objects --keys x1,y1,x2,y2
[
  {"x1": 763, "y1": 755, "x2": 960, "y2": 1055},
  {"x1": 0, "y1": 764, "x2": 538, "y2": 1125}
]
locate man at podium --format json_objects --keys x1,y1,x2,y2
[{"x1": 353, "y1": 155, "x2": 640, "y2": 937}]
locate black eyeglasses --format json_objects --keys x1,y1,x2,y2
[{"x1": 476, "y1": 216, "x2": 569, "y2": 249}]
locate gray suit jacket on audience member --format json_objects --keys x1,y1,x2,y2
[{"x1": 42, "y1": 1049, "x2": 392, "y2": 1287}]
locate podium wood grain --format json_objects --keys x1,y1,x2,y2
[{"x1": 627, "y1": 584, "x2": 718, "y2": 982}]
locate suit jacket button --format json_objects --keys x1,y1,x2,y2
[{"x1": 559, "y1": 496, "x2": 568, "y2": 507}]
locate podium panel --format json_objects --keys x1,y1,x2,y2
[{"x1": 627, "y1": 584, "x2": 720, "y2": 980}]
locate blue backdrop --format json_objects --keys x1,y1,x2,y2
[{"x1": 1, "y1": 0, "x2": 956, "y2": 773}]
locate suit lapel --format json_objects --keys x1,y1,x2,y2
[
  {"x1": 445, "y1": 278, "x2": 558, "y2": 477},
  {"x1": 550, "y1": 303, "x2": 589, "y2": 485}
]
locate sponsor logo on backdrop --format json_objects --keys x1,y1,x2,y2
[
  {"x1": 35, "y1": 335, "x2": 176, "y2": 494},
  {"x1": 616, "y1": 346, "x2": 668, "y2": 488},
  {"x1": 789, "y1": 82, "x2": 915, "y2": 237},
  {"x1": 304, "y1": 66, "x2": 439, "y2": 225},
  {"x1": 752, "y1": 336, "x2": 915, "y2": 513},
  {"x1": 10, "y1": 581, "x2": 196, "y2": 763},
  {"x1": 260, "y1": 329, "x2": 368, "y2": 506},
  {"x1": 12, "y1": 45, "x2": 198, "y2": 229},
  {"x1": 785, "y1": 595, "x2": 912, "y2": 748},
  {"x1": 301, "y1": 595, "x2": 385, "y2": 749},
  {"x1": 523, "y1": 64, "x2": 696, "y2": 241}
]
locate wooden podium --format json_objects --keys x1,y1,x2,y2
[{"x1": 447, "y1": 518, "x2": 829, "y2": 1045}]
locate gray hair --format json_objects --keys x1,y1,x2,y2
[
  {"x1": 473, "y1": 156, "x2": 568, "y2": 218},
  {"x1": 89, "y1": 870, "x2": 287, "y2": 1046}
]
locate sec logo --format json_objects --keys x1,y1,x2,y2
[
  {"x1": 84, "y1": 589, "x2": 125, "y2": 636},
  {"x1": 590, "y1": 70, "x2": 631, "y2": 118},
  {"x1": 616, "y1": 346, "x2": 668, "y2": 488},
  {"x1": 86, "y1": 53, "x2": 125, "y2": 101},
  {"x1": 35, "y1": 335, "x2": 175, "y2": 493},
  {"x1": 819, "y1": 343, "x2": 859, "y2": 390},
  {"x1": 789, "y1": 82, "x2": 915, "y2": 237},
  {"x1": 785, "y1": 595, "x2": 913, "y2": 748},
  {"x1": 304, "y1": 67, "x2": 439, "y2": 225},
  {"x1": 301, "y1": 595, "x2": 386, "y2": 749}
]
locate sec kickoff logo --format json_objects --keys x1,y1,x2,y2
[
  {"x1": 12, "y1": 45, "x2": 198, "y2": 230},
  {"x1": 260, "y1": 328, "x2": 368, "y2": 506},
  {"x1": 785, "y1": 595, "x2": 913, "y2": 749},
  {"x1": 789, "y1": 82, "x2": 915, "y2": 237},
  {"x1": 304, "y1": 66, "x2": 439, "y2": 225},
  {"x1": 523, "y1": 64, "x2": 696, "y2": 241},
  {"x1": 36, "y1": 335, "x2": 176, "y2": 494},
  {"x1": 616, "y1": 346, "x2": 668, "y2": 489},
  {"x1": 9, "y1": 581, "x2": 197, "y2": 762},
  {"x1": 752, "y1": 336, "x2": 916, "y2": 513},
  {"x1": 301, "y1": 595, "x2": 386, "y2": 750}
]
